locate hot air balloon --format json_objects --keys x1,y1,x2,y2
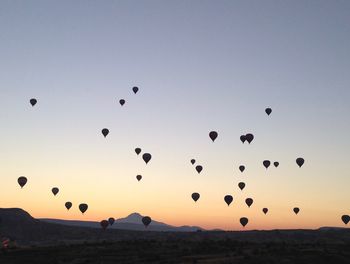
[
  {"x1": 79, "y1": 203, "x2": 88, "y2": 214},
  {"x1": 293, "y1": 207, "x2": 300, "y2": 215},
  {"x1": 262, "y1": 208, "x2": 268, "y2": 215},
  {"x1": 191, "y1": 192, "x2": 200, "y2": 202},
  {"x1": 224, "y1": 195, "x2": 233, "y2": 206},
  {"x1": 102, "y1": 128, "x2": 109, "y2": 138},
  {"x1": 240, "y1": 135, "x2": 246, "y2": 144},
  {"x1": 273, "y1": 161, "x2": 279, "y2": 168},
  {"x1": 30, "y1": 98, "x2": 37, "y2": 106},
  {"x1": 142, "y1": 216, "x2": 151, "y2": 227},
  {"x1": 190, "y1": 159, "x2": 196, "y2": 165},
  {"x1": 296, "y1": 158, "x2": 304, "y2": 168},
  {"x1": 239, "y1": 165, "x2": 245, "y2": 173},
  {"x1": 17, "y1": 176, "x2": 27, "y2": 188},
  {"x1": 100, "y1": 220, "x2": 109, "y2": 230},
  {"x1": 136, "y1": 175, "x2": 142, "y2": 181},
  {"x1": 132, "y1": 86, "x2": 139, "y2": 94},
  {"x1": 238, "y1": 182, "x2": 245, "y2": 191},
  {"x1": 51, "y1": 187, "x2": 59, "y2": 196},
  {"x1": 209, "y1": 131, "x2": 218, "y2": 142},
  {"x1": 195, "y1": 165, "x2": 203, "y2": 174},
  {"x1": 108, "y1": 217, "x2": 115, "y2": 226},
  {"x1": 246, "y1": 134, "x2": 254, "y2": 144},
  {"x1": 65, "y1": 202, "x2": 72, "y2": 210},
  {"x1": 142, "y1": 153, "x2": 152, "y2": 164},
  {"x1": 245, "y1": 198, "x2": 253, "y2": 208},
  {"x1": 135, "y1": 148, "x2": 141, "y2": 155},
  {"x1": 119, "y1": 99, "x2": 125, "y2": 106},
  {"x1": 265, "y1": 108, "x2": 272, "y2": 116},
  {"x1": 341, "y1": 215, "x2": 350, "y2": 225},
  {"x1": 240, "y1": 217, "x2": 248, "y2": 227},
  {"x1": 263, "y1": 160, "x2": 271, "y2": 169}
]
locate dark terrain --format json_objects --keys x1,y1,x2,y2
[{"x1": 1, "y1": 208, "x2": 350, "y2": 263}]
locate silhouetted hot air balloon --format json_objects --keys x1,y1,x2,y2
[
  {"x1": 245, "y1": 198, "x2": 253, "y2": 208},
  {"x1": 239, "y1": 165, "x2": 245, "y2": 173},
  {"x1": 142, "y1": 153, "x2": 152, "y2": 164},
  {"x1": 263, "y1": 160, "x2": 271, "y2": 169},
  {"x1": 51, "y1": 187, "x2": 59, "y2": 196},
  {"x1": 135, "y1": 148, "x2": 141, "y2": 155},
  {"x1": 262, "y1": 208, "x2": 268, "y2": 215},
  {"x1": 240, "y1": 135, "x2": 246, "y2": 144},
  {"x1": 30, "y1": 98, "x2": 37, "y2": 107},
  {"x1": 246, "y1": 134, "x2": 254, "y2": 144},
  {"x1": 224, "y1": 195, "x2": 233, "y2": 206},
  {"x1": 240, "y1": 217, "x2": 248, "y2": 227},
  {"x1": 65, "y1": 202, "x2": 72, "y2": 210},
  {"x1": 79, "y1": 203, "x2": 88, "y2": 214},
  {"x1": 238, "y1": 182, "x2": 245, "y2": 191},
  {"x1": 102, "y1": 128, "x2": 109, "y2": 138},
  {"x1": 119, "y1": 99, "x2": 125, "y2": 106},
  {"x1": 100, "y1": 220, "x2": 109, "y2": 230},
  {"x1": 341, "y1": 215, "x2": 350, "y2": 225},
  {"x1": 142, "y1": 216, "x2": 151, "y2": 227},
  {"x1": 136, "y1": 175, "x2": 142, "y2": 181},
  {"x1": 191, "y1": 192, "x2": 200, "y2": 202},
  {"x1": 273, "y1": 161, "x2": 279, "y2": 168},
  {"x1": 190, "y1": 159, "x2": 196, "y2": 165},
  {"x1": 265, "y1": 108, "x2": 272, "y2": 116},
  {"x1": 209, "y1": 131, "x2": 218, "y2": 142},
  {"x1": 108, "y1": 217, "x2": 115, "y2": 226},
  {"x1": 296, "y1": 158, "x2": 305, "y2": 168},
  {"x1": 293, "y1": 207, "x2": 300, "y2": 215},
  {"x1": 132, "y1": 86, "x2": 139, "y2": 94},
  {"x1": 17, "y1": 176, "x2": 27, "y2": 188},
  {"x1": 195, "y1": 165, "x2": 203, "y2": 174}
]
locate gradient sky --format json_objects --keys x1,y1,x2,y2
[{"x1": 0, "y1": 0, "x2": 349, "y2": 230}]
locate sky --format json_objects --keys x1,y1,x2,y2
[{"x1": 0, "y1": 0, "x2": 349, "y2": 230}]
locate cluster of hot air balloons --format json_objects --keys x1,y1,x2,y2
[{"x1": 118, "y1": 86, "x2": 139, "y2": 106}]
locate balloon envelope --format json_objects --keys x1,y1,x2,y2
[
  {"x1": 209, "y1": 131, "x2": 218, "y2": 142},
  {"x1": 30, "y1": 98, "x2": 37, "y2": 106},
  {"x1": 100, "y1": 220, "x2": 109, "y2": 230},
  {"x1": 240, "y1": 135, "x2": 246, "y2": 143},
  {"x1": 132, "y1": 86, "x2": 139, "y2": 94},
  {"x1": 191, "y1": 192, "x2": 200, "y2": 202},
  {"x1": 273, "y1": 161, "x2": 279, "y2": 168},
  {"x1": 65, "y1": 202, "x2": 72, "y2": 210},
  {"x1": 119, "y1": 99, "x2": 125, "y2": 106},
  {"x1": 265, "y1": 108, "x2": 272, "y2": 115},
  {"x1": 293, "y1": 207, "x2": 300, "y2": 215},
  {"x1": 246, "y1": 134, "x2": 254, "y2": 144},
  {"x1": 136, "y1": 175, "x2": 142, "y2": 181},
  {"x1": 262, "y1": 208, "x2": 268, "y2": 215},
  {"x1": 296, "y1": 158, "x2": 305, "y2": 168},
  {"x1": 239, "y1": 165, "x2": 245, "y2": 173},
  {"x1": 341, "y1": 215, "x2": 350, "y2": 225},
  {"x1": 79, "y1": 203, "x2": 88, "y2": 214},
  {"x1": 195, "y1": 165, "x2": 203, "y2": 174},
  {"x1": 108, "y1": 217, "x2": 115, "y2": 226},
  {"x1": 190, "y1": 159, "x2": 196, "y2": 165},
  {"x1": 17, "y1": 176, "x2": 27, "y2": 188},
  {"x1": 263, "y1": 160, "x2": 271, "y2": 169},
  {"x1": 245, "y1": 198, "x2": 253, "y2": 207},
  {"x1": 240, "y1": 217, "x2": 248, "y2": 227},
  {"x1": 238, "y1": 182, "x2": 245, "y2": 191},
  {"x1": 224, "y1": 195, "x2": 233, "y2": 206},
  {"x1": 142, "y1": 153, "x2": 152, "y2": 164},
  {"x1": 135, "y1": 148, "x2": 141, "y2": 155},
  {"x1": 51, "y1": 187, "x2": 59, "y2": 196},
  {"x1": 142, "y1": 216, "x2": 151, "y2": 227},
  {"x1": 102, "y1": 128, "x2": 109, "y2": 137}
]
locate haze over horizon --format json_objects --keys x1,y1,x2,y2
[{"x1": 1, "y1": 0, "x2": 349, "y2": 231}]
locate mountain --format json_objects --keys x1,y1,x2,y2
[{"x1": 40, "y1": 212, "x2": 204, "y2": 232}]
